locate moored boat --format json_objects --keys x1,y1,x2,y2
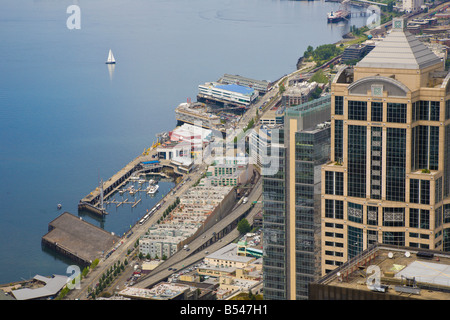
[{"x1": 147, "y1": 184, "x2": 159, "y2": 195}]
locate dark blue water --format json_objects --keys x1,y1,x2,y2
[{"x1": 0, "y1": 0, "x2": 367, "y2": 284}]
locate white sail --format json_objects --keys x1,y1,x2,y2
[{"x1": 106, "y1": 49, "x2": 115, "y2": 64}]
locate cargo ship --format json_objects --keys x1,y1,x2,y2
[
  {"x1": 327, "y1": 0, "x2": 350, "y2": 23},
  {"x1": 327, "y1": 9, "x2": 350, "y2": 23}
]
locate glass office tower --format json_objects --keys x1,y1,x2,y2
[{"x1": 263, "y1": 95, "x2": 331, "y2": 299}]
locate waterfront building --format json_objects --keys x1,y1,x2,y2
[
  {"x1": 198, "y1": 82, "x2": 258, "y2": 107},
  {"x1": 262, "y1": 95, "x2": 331, "y2": 300},
  {"x1": 321, "y1": 18, "x2": 450, "y2": 276},
  {"x1": 218, "y1": 74, "x2": 270, "y2": 94},
  {"x1": 174, "y1": 102, "x2": 222, "y2": 130},
  {"x1": 9, "y1": 275, "x2": 69, "y2": 301},
  {"x1": 170, "y1": 123, "x2": 213, "y2": 143}
]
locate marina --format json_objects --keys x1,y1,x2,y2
[{"x1": 78, "y1": 153, "x2": 169, "y2": 216}]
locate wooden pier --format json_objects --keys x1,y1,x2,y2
[
  {"x1": 78, "y1": 154, "x2": 158, "y2": 216},
  {"x1": 41, "y1": 212, "x2": 120, "y2": 265}
]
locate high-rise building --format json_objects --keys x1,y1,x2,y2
[
  {"x1": 262, "y1": 95, "x2": 331, "y2": 300},
  {"x1": 403, "y1": 0, "x2": 424, "y2": 13},
  {"x1": 321, "y1": 18, "x2": 450, "y2": 276}
]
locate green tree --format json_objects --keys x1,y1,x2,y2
[
  {"x1": 304, "y1": 45, "x2": 314, "y2": 59},
  {"x1": 309, "y1": 69, "x2": 328, "y2": 84},
  {"x1": 237, "y1": 218, "x2": 251, "y2": 234}
]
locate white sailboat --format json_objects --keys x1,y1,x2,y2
[{"x1": 106, "y1": 49, "x2": 116, "y2": 64}]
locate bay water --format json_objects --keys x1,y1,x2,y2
[{"x1": 0, "y1": 0, "x2": 367, "y2": 284}]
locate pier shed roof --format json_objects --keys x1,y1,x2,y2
[{"x1": 42, "y1": 212, "x2": 120, "y2": 265}]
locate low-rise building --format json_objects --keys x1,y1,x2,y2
[
  {"x1": 310, "y1": 244, "x2": 450, "y2": 300},
  {"x1": 204, "y1": 243, "x2": 257, "y2": 270},
  {"x1": 119, "y1": 283, "x2": 198, "y2": 300},
  {"x1": 282, "y1": 81, "x2": 319, "y2": 106},
  {"x1": 175, "y1": 102, "x2": 222, "y2": 130},
  {"x1": 218, "y1": 74, "x2": 270, "y2": 94},
  {"x1": 198, "y1": 82, "x2": 258, "y2": 107}
]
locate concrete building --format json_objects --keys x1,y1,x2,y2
[
  {"x1": 403, "y1": 0, "x2": 423, "y2": 12},
  {"x1": 259, "y1": 106, "x2": 285, "y2": 125},
  {"x1": 281, "y1": 81, "x2": 319, "y2": 107},
  {"x1": 175, "y1": 102, "x2": 222, "y2": 130},
  {"x1": 204, "y1": 243, "x2": 256, "y2": 269},
  {"x1": 310, "y1": 244, "x2": 450, "y2": 300},
  {"x1": 119, "y1": 283, "x2": 198, "y2": 300},
  {"x1": 321, "y1": 18, "x2": 450, "y2": 276},
  {"x1": 203, "y1": 163, "x2": 254, "y2": 187},
  {"x1": 139, "y1": 224, "x2": 199, "y2": 259},
  {"x1": 341, "y1": 43, "x2": 375, "y2": 64}
]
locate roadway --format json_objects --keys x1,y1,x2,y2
[{"x1": 134, "y1": 179, "x2": 262, "y2": 289}]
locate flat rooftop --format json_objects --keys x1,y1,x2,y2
[
  {"x1": 316, "y1": 244, "x2": 450, "y2": 300},
  {"x1": 206, "y1": 243, "x2": 255, "y2": 264},
  {"x1": 215, "y1": 84, "x2": 255, "y2": 96}
]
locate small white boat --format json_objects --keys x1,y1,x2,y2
[
  {"x1": 130, "y1": 175, "x2": 139, "y2": 181},
  {"x1": 147, "y1": 184, "x2": 159, "y2": 195},
  {"x1": 57, "y1": 204, "x2": 62, "y2": 210},
  {"x1": 138, "y1": 178, "x2": 146, "y2": 184},
  {"x1": 128, "y1": 185, "x2": 136, "y2": 195},
  {"x1": 106, "y1": 49, "x2": 116, "y2": 64}
]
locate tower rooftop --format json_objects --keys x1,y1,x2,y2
[{"x1": 356, "y1": 18, "x2": 442, "y2": 70}]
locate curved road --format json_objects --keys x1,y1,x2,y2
[{"x1": 134, "y1": 180, "x2": 262, "y2": 289}]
